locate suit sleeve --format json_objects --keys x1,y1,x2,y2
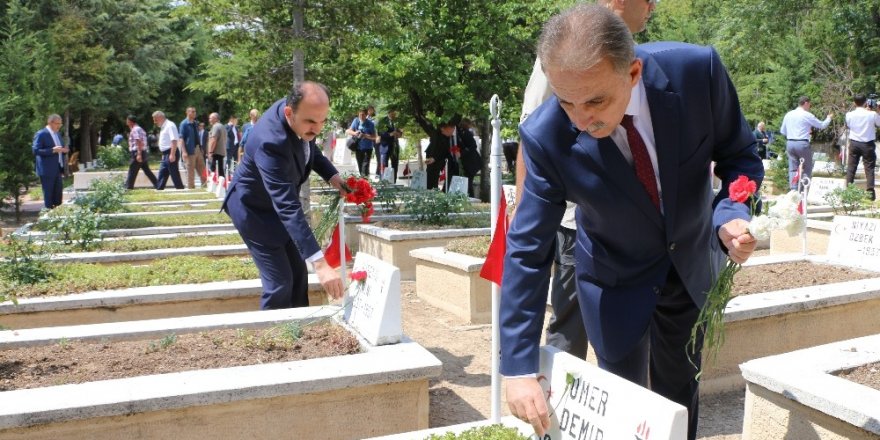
[
  {"x1": 707, "y1": 47, "x2": 765, "y2": 230},
  {"x1": 32, "y1": 131, "x2": 54, "y2": 157},
  {"x1": 254, "y1": 140, "x2": 321, "y2": 258},
  {"x1": 499, "y1": 125, "x2": 566, "y2": 376}
]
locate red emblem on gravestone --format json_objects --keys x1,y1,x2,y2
[{"x1": 635, "y1": 420, "x2": 650, "y2": 440}]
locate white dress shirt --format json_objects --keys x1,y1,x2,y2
[
  {"x1": 845, "y1": 106, "x2": 880, "y2": 142},
  {"x1": 608, "y1": 79, "x2": 663, "y2": 209},
  {"x1": 779, "y1": 106, "x2": 830, "y2": 141},
  {"x1": 158, "y1": 119, "x2": 180, "y2": 152},
  {"x1": 49, "y1": 127, "x2": 63, "y2": 167}
]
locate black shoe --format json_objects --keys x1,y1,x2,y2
[{"x1": 869, "y1": 189, "x2": 876, "y2": 201}]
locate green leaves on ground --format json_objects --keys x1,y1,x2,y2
[
  {"x1": 0, "y1": 236, "x2": 54, "y2": 301},
  {"x1": 13, "y1": 255, "x2": 258, "y2": 298},
  {"x1": 445, "y1": 236, "x2": 491, "y2": 259},
  {"x1": 825, "y1": 184, "x2": 871, "y2": 215},
  {"x1": 425, "y1": 425, "x2": 531, "y2": 440},
  {"x1": 123, "y1": 190, "x2": 219, "y2": 203},
  {"x1": 75, "y1": 176, "x2": 126, "y2": 214},
  {"x1": 39, "y1": 205, "x2": 104, "y2": 250},
  {"x1": 124, "y1": 201, "x2": 223, "y2": 213}
]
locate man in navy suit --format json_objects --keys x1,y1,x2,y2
[
  {"x1": 32, "y1": 114, "x2": 68, "y2": 209},
  {"x1": 501, "y1": 6, "x2": 763, "y2": 439},
  {"x1": 223, "y1": 81, "x2": 345, "y2": 308}
]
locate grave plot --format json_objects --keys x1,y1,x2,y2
[
  {"x1": 370, "y1": 346, "x2": 688, "y2": 440},
  {"x1": 700, "y1": 253, "x2": 880, "y2": 395},
  {"x1": 740, "y1": 334, "x2": 880, "y2": 439},
  {"x1": 0, "y1": 307, "x2": 440, "y2": 440},
  {"x1": 122, "y1": 189, "x2": 219, "y2": 203},
  {"x1": 410, "y1": 245, "x2": 491, "y2": 324}
]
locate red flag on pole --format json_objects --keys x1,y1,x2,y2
[
  {"x1": 479, "y1": 195, "x2": 508, "y2": 285},
  {"x1": 324, "y1": 223, "x2": 352, "y2": 268}
]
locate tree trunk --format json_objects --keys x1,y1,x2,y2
[
  {"x1": 478, "y1": 118, "x2": 491, "y2": 202},
  {"x1": 292, "y1": 0, "x2": 311, "y2": 224},
  {"x1": 79, "y1": 111, "x2": 93, "y2": 164}
]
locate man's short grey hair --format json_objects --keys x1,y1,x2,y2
[
  {"x1": 210, "y1": 112, "x2": 220, "y2": 120},
  {"x1": 537, "y1": 4, "x2": 634, "y2": 74},
  {"x1": 152, "y1": 111, "x2": 166, "y2": 119},
  {"x1": 47, "y1": 114, "x2": 62, "y2": 124}
]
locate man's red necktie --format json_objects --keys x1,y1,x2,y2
[{"x1": 621, "y1": 115, "x2": 660, "y2": 211}]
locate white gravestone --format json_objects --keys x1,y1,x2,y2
[
  {"x1": 826, "y1": 215, "x2": 880, "y2": 270},
  {"x1": 382, "y1": 167, "x2": 395, "y2": 182},
  {"x1": 806, "y1": 177, "x2": 845, "y2": 205},
  {"x1": 343, "y1": 252, "x2": 402, "y2": 346},
  {"x1": 537, "y1": 346, "x2": 687, "y2": 440},
  {"x1": 410, "y1": 170, "x2": 427, "y2": 190},
  {"x1": 332, "y1": 137, "x2": 354, "y2": 165},
  {"x1": 448, "y1": 175, "x2": 469, "y2": 195}
]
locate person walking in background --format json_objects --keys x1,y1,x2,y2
[
  {"x1": 240, "y1": 108, "x2": 259, "y2": 156},
  {"x1": 347, "y1": 108, "x2": 377, "y2": 177},
  {"x1": 124, "y1": 115, "x2": 158, "y2": 190},
  {"x1": 152, "y1": 111, "x2": 185, "y2": 190},
  {"x1": 379, "y1": 109, "x2": 403, "y2": 182},
  {"x1": 753, "y1": 121, "x2": 772, "y2": 159},
  {"x1": 367, "y1": 105, "x2": 382, "y2": 178},
  {"x1": 845, "y1": 93, "x2": 879, "y2": 201},
  {"x1": 425, "y1": 122, "x2": 457, "y2": 191},
  {"x1": 456, "y1": 121, "x2": 481, "y2": 197},
  {"x1": 225, "y1": 115, "x2": 241, "y2": 170},
  {"x1": 779, "y1": 96, "x2": 832, "y2": 189},
  {"x1": 208, "y1": 112, "x2": 227, "y2": 179},
  {"x1": 179, "y1": 107, "x2": 206, "y2": 189},
  {"x1": 32, "y1": 114, "x2": 68, "y2": 209},
  {"x1": 222, "y1": 81, "x2": 346, "y2": 309}
]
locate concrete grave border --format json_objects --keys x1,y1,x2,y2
[{"x1": 410, "y1": 247, "x2": 491, "y2": 324}]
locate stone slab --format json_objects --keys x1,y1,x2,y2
[
  {"x1": 806, "y1": 177, "x2": 846, "y2": 205},
  {"x1": 344, "y1": 252, "x2": 402, "y2": 346},
  {"x1": 49, "y1": 244, "x2": 249, "y2": 264},
  {"x1": 741, "y1": 334, "x2": 880, "y2": 437},
  {"x1": 409, "y1": 246, "x2": 484, "y2": 272}
]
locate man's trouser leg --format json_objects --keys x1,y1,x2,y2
[
  {"x1": 786, "y1": 140, "x2": 811, "y2": 189},
  {"x1": 168, "y1": 154, "x2": 184, "y2": 189},
  {"x1": 194, "y1": 150, "x2": 206, "y2": 186},
  {"x1": 185, "y1": 153, "x2": 196, "y2": 189},
  {"x1": 243, "y1": 236, "x2": 309, "y2": 309},
  {"x1": 126, "y1": 151, "x2": 139, "y2": 190},
  {"x1": 545, "y1": 226, "x2": 588, "y2": 359},
  {"x1": 156, "y1": 151, "x2": 170, "y2": 190}
]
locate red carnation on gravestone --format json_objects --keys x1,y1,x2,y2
[
  {"x1": 728, "y1": 175, "x2": 757, "y2": 204},
  {"x1": 350, "y1": 270, "x2": 368, "y2": 283}
]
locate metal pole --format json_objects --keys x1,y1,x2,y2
[
  {"x1": 489, "y1": 94, "x2": 503, "y2": 422},
  {"x1": 798, "y1": 158, "x2": 810, "y2": 256},
  {"x1": 338, "y1": 200, "x2": 348, "y2": 305}
]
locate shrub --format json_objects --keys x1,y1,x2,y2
[
  {"x1": 824, "y1": 184, "x2": 867, "y2": 215},
  {"x1": 41, "y1": 205, "x2": 104, "y2": 250},
  {"x1": 425, "y1": 425, "x2": 531, "y2": 440},
  {"x1": 402, "y1": 190, "x2": 472, "y2": 226},
  {"x1": 75, "y1": 176, "x2": 126, "y2": 213},
  {"x1": 96, "y1": 144, "x2": 129, "y2": 170},
  {"x1": 0, "y1": 235, "x2": 54, "y2": 300},
  {"x1": 766, "y1": 157, "x2": 789, "y2": 195}
]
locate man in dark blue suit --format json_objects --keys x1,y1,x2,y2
[
  {"x1": 501, "y1": 6, "x2": 764, "y2": 439},
  {"x1": 32, "y1": 114, "x2": 68, "y2": 209},
  {"x1": 223, "y1": 81, "x2": 346, "y2": 308}
]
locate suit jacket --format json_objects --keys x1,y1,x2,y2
[
  {"x1": 198, "y1": 129, "x2": 209, "y2": 151},
  {"x1": 32, "y1": 127, "x2": 65, "y2": 177},
  {"x1": 456, "y1": 127, "x2": 481, "y2": 177},
  {"x1": 222, "y1": 99, "x2": 338, "y2": 258},
  {"x1": 499, "y1": 42, "x2": 764, "y2": 375}
]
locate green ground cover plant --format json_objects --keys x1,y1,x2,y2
[
  {"x1": 0, "y1": 235, "x2": 53, "y2": 300},
  {"x1": 96, "y1": 145, "x2": 130, "y2": 170},
  {"x1": 825, "y1": 184, "x2": 869, "y2": 215},
  {"x1": 12, "y1": 255, "x2": 257, "y2": 298},
  {"x1": 124, "y1": 201, "x2": 223, "y2": 213},
  {"x1": 74, "y1": 176, "x2": 126, "y2": 213},
  {"x1": 0, "y1": 233, "x2": 244, "y2": 256},
  {"x1": 425, "y1": 425, "x2": 530, "y2": 440},
  {"x1": 123, "y1": 190, "x2": 218, "y2": 203},
  {"x1": 32, "y1": 212, "x2": 230, "y2": 231},
  {"x1": 39, "y1": 205, "x2": 104, "y2": 250},
  {"x1": 445, "y1": 236, "x2": 491, "y2": 258}
]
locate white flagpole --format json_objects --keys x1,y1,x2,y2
[
  {"x1": 798, "y1": 158, "x2": 810, "y2": 256},
  {"x1": 489, "y1": 94, "x2": 503, "y2": 422}
]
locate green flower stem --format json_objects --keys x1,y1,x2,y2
[{"x1": 688, "y1": 259, "x2": 741, "y2": 374}]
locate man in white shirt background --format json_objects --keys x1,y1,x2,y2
[
  {"x1": 152, "y1": 110, "x2": 185, "y2": 190},
  {"x1": 844, "y1": 93, "x2": 879, "y2": 201},
  {"x1": 779, "y1": 96, "x2": 833, "y2": 189}
]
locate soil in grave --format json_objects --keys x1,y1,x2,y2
[
  {"x1": 732, "y1": 261, "x2": 877, "y2": 297},
  {"x1": 836, "y1": 361, "x2": 880, "y2": 391},
  {"x1": 0, "y1": 322, "x2": 360, "y2": 391}
]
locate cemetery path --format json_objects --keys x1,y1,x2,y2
[{"x1": 400, "y1": 281, "x2": 743, "y2": 439}]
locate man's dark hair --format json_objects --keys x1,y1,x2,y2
[
  {"x1": 798, "y1": 96, "x2": 811, "y2": 106},
  {"x1": 439, "y1": 121, "x2": 455, "y2": 129},
  {"x1": 359, "y1": 107, "x2": 368, "y2": 114},
  {"x1": 286, "y1": 81, "x2": 331, "y2": 111},
  {"x1": 126, "y1": 115, "x2": 137, "y2": 124},
  {"x1": 854, "y1": 94, "x2": 867, "y2": 106}
]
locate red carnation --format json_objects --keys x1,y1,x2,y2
[
  {"x1": 729, "y1": 175, "x2": 757, "y2": 204},
  {"x1": 350, "y1": 270, "x2": 368, "y2": 283},
  {"x1": 361, "y1": 202, "x2": 375, "y2": 222}
]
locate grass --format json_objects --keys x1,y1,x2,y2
[
  {"x1": 445, "y1": 236, "x2": 491, "y2": 258},
  {"x1": 123, "y1": 201, "x2": 223, "y2": 213},
  {"x1": 124, "y1": 190, "x2": 218, "y2": 203},
  {"x1": 31, "y1": 212, "x2": 231, "y2": 231},
  {"x1": 13, "y1": 255, "x2": 258, "y2": 298},
  {"x1": 0, "y1": 233, "x2": 244, "y2": 256}
]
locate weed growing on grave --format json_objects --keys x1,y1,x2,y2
[
  {"x1": 237, "y1": 322, "x2": 306, "y2": 350},
  {"x1": 57, "y1": 337, "x2": 70, "y2": 350},
  {"x1": 75, "y1": 176, "x2": 126, "y2": 213},
  {"x1": 402, "y1": 191, "x2": 473, "y2": 226},
  {"x1": 446, "y1": 236, "x2": 492, "y2": 258},
  {"x1": 145, "y1": 333, "x2": 177, "y2": 353},
  {"x1": 39, "y1": 205, "x2": 104, "y2": 250},
  {"x1": 825, "y1": 184, "x2": 869, "y2": 215},
  {"x1": 424, "y1": 425, "x2": 531, "y2": 439},
  {"x1": 0, "y1": 235, "x2": 54, "y2": 300}
]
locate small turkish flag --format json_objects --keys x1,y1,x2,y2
[
  {"x1": 479, "y1": 196, "x2": 509, "y2": 285},
  {"x1": 324, "y1": 224, "x2": 352, "y2": 268}
]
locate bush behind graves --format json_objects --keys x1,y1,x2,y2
[
  {"x1": 96, "y1": 144, "x2": 130, "y2": 170},
  {"x1": 402, "y1": 191, "x2": 472, "y2": 226},
  {"x1": 824, "y1": 184, "x2": 867, "y2": 215},
  {"x1": 75, "y1": 176, "x2": 126, "y2": 213},
  {"x1": 766, "y1": 157, "x2": 789, "y2": 195}
]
